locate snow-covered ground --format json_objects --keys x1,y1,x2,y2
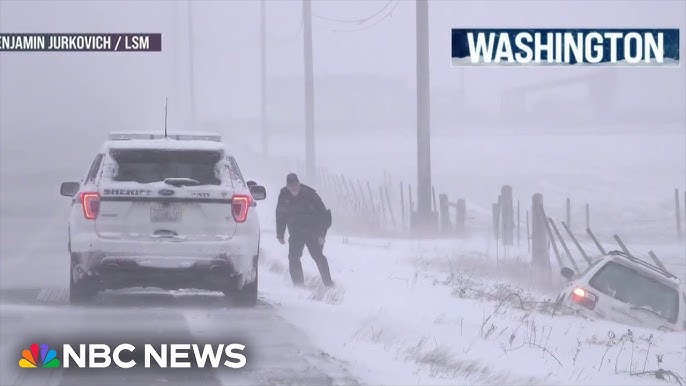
[
  {"x1": 259, "y1": 233, "x2": 686, "y2": 385},
  {"x1": 2, "y1": 131, "x2": 684, "y2": 385}
]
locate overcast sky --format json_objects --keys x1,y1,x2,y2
[{"x1": 1, "y1": 0, "x2": 685, "y2": 137}]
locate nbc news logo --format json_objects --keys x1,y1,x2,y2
[
  {"x1": 19, "y1": 344, "x2": 61, "y2": 368},
  {"x1": 19, "y1": 343, "x2": 247, "y2": 369}
]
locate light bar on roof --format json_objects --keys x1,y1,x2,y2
[
  {"x1": 108, "y1": 132, "x2": 163, "y2": 140},
  {"x1": 168, "y1": 133, "x2": 222, "y2": 142},
  {"x1": 108, "y1": 131, "x2": 222, "y2": 142}
]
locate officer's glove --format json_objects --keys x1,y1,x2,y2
[
  {"x1": 277, "y1": 237, "x2": 286, "y2": 245},
  {"x1": 318, "y1": 236, "x2": 325, "y2": 246}
]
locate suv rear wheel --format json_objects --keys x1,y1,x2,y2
[
  {"x1": 69, "y1": 254, "x2": 97, "y2": 304},
  {"x1": 224, "y1": 255, "x2": 258, "y2": 307}
]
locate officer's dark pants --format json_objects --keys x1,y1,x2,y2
[{"x1": 288, "y1": 234, "x2": 333, "y2": 286}]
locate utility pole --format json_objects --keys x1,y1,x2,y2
[
  {"x1": 187, "y1": 0, "x2": 198, "y2": 126},
  {"x1": 415, "y1": 0, "x2": 432, "y2": 233},
  {"x1": 303, "y1": 0, "x2": 316, "y2": 181},
  {"x1": 171, "y1": 1, "x2": 180, "y2": 130},
  {"x1": 260, "y1": 0, "x2": 268, "y2": 156}
]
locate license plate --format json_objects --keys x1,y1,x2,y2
[
  {"x1": 150, "y1": 206, "x2": 181, "y2": 223},
  {"x1": 137, "y1": 257, "x2": 195, "y2": 268}
]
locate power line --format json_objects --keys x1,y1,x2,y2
[
  {"x1": 316, "y1": 0, "x2": 400, "y2": 33},
  {"x1": 314, "y1": 0, "x2": 394, "y2": 24}
]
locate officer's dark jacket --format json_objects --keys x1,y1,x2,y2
[{"x1": 276, "y1": 184, "x2": 327, "y2": 239}]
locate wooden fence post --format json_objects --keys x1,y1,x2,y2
[
  {"x1": 384, "y1": 186, "x2": 396, "y2": 229},
  {"x1": 562, "y1": 220, "x2": 592, "y2": 265},
  {"x1": 357, "y1": 179, "x2": 367, "y2": 209},
  {"x1": 366, "y1": 181, "x2": 379, "y2": 228},
  {"x1": 400, "y1": 181, "x2": 405, "y2": 231},
  {"x1": 431, "y1": 186, "x2": 438, "y2": 232},
  {"x1": 431, "y1": 186, "x2": 437, "y2": 213},
  {"x1": 543, "y1": 214, "x2": 565, "y2": 271},
  {"x1": 531, "y1": 193, "x2": 550, "y2": 271},
  {"x1": 439, "y1": 193, "x2": 450, "y2": 234},
  {"x1": 408, "y1": 184, "x2": 414, "y2": 231},
  {"x1": 335, "y1": 174, "x2": 343, "y2": 195},
  {"x1": 345, "y1": 175, "x2": 356, "y2": 214},
  {"x1": 517, "y1": 200, "x2": 522, "y2": 247},
  {"x1": 526, "y1": 209, "x2": 530, "y2": 253},
  {"x1": 366, "y1": 181, "x2": 376, "y2": 211},
  {"x1": 325, "y1": 170, "x2": 334, "y2": 195},
  {"x1": 378, "y1": 186, "x2": 387, "y2": 228},
  {"x1": 586, "y1": 227, "x2": 606, "y2": 255},
  {"x1": 493, "y1": 202, "x2": 500, "y2": 242},
  {"x1": 648, "y1": 251, "x2": 669, "y2": 273},
  {"x1": 585, "y1": 203, "x2": 590, "y2": 229},
  {"x1": 613, "y1": 234, "x2": 632, "y2": 256},
  {"x1": 550, "y1": 218, "x2": 579, "y2": 273},
  {"x1": 340, "y1": 175, "x2": 351, "y2": 200},
  {"x1": 455, "y1": 199, "x2": 466, "y2": 236},
  {"x1": 501, "y1": 185, "x2": 514, "y2": 246}
]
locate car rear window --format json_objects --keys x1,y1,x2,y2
[
  {"x1": 109, "y1": 149, "x2": 222, "y2": 185},
  {"x1": 589, "y1": 261, "x2": 679, "y2": 324}
]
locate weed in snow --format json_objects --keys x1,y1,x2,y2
[
  {"x1": 261, "y1": 255, "x2": 344, "y2": 305},
  {"x1": 304, "y1": 277, "x2": 344, "y2": 304}
]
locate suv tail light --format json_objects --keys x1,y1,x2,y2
[
  {"x1": 80, "y1": 192, "x2": 100, "y2": 220},
  {"x1": 231, "y1": 194, "x2": 252, "y2": 223},
  {"x1": 570, "y1": 287, "x2": 597, "y2": 310}
]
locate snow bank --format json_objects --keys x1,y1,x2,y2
[{"x1": 259, "y1": 234, "x2": 686, "y2": 385}]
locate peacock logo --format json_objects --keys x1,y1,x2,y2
[{"x1": 19, "y1": 343, "x2": 61, "y2": 368}]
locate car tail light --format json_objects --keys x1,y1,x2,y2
[
  {"x1": 80, "y1": 192, "x2": 100, "y2": 220},
  {"x1": 231, "y1": 194, "x2": 252, "y2": 223},
  {"x1": 569, "y1": 287, "x2": 597, "y2": 310}
]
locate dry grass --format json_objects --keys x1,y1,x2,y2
[
  {"x1": 433, "y1": 271, "x2": 590, "y2": 320},
  {"x1": 260, "y1": 255, "x2": 345, "y2": 305}
]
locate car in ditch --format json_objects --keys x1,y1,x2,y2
[
  {"x1": 60, "y1": 131, "x2": 266, "y2": 306},
  {"x1": 556, "y1": 250, "x2": 685, "y2": 332}
]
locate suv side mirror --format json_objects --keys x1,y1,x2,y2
[
  {"x1": 560, "y1": 267, "x2": 575, "y2": 281},
  {"x1": 249, "y1": 185, "x2": 266, "y2": 201},
  {"x1": 246, "y1": 180, "x2": 257, "y2": 187},
  {"x1": 60, "y1": 182, "x2": 80, "y2": 197}
]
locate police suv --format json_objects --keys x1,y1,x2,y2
[{"x1": 60, "y1": 132, "x2": 265, "y2": 306}]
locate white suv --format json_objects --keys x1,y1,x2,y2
[
  {"x1": 556, "y1": 251, "x2": 685, "y2": 332},
  {"x1": 60, "y1": 132, "x2": 265, "y2": 306}
]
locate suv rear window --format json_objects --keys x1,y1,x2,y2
[
  {"x1": 109, "y1": 149, "x2": 222, "y2": 185},
  {"x1": 589, "y1": 261, "x2": 679, "y2": 323},
  {"x1": 85, "y1": 153, "x2": 104, "y2": 183}
]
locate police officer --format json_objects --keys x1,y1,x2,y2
[{"x1": 276, "y1": 173, "x2": 333, "y2": 287}]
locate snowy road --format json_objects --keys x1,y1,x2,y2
[{"x1": 0, "y1": 213, "x2": 358, "y2": 386}]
